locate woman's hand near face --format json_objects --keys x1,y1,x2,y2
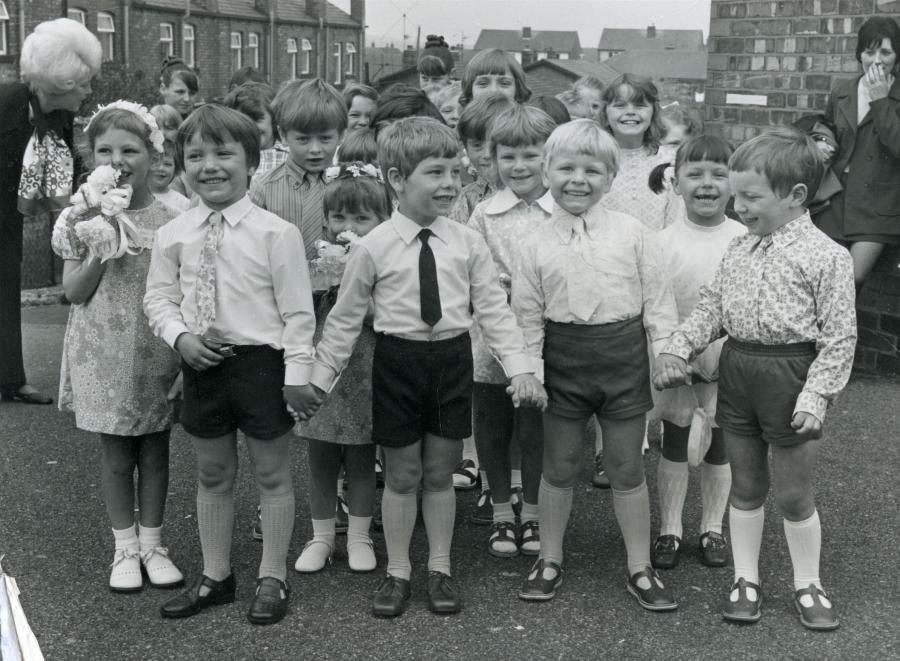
[{"x1": 864, "y1": 60, "x2": 895, "y2": 101}]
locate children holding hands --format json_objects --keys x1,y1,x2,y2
[{"x1": 653, "y1": 128, "x2": 857, "y2": 631}]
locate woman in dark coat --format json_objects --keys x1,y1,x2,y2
[
  {"x1": 0, "y1": 18, "x2": 101, "y2": 403},
  {"x1": 817, "y1": 16, "x2": 900, "y2": 289}
]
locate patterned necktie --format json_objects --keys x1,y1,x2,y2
[
  {"x1": 418, "y1": 228, "x2": 442, "y2": 326},
  {"x1": 194, "y1": 211, "x2": 223, "y2": 335},
  {"x1": 301, "y1": 174, "x2": 325, "y2": 261},
  {"x1": 566, "y1": 216, "x2": 599, "y2": 321}
]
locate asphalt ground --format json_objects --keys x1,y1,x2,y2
[{"x1": 1, "y1": 303, "x2": 898, "y2": 661}]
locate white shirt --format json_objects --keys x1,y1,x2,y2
[{"x1": 143, "y1": 195, "x2": 316, "y2": 385}]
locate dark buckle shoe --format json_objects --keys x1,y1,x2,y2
[
  {"x1": 721, "y1": 577, "x2": 762, "y2": 623},
  {"x1": 247, "y1": 577, "x2": 290, "y2": 625},
  {"x1": 794, "y1": 584, "x2": 839, "y2": 631},
  {"x1": 488, "y1": 521, "x2": 519, "y2": 558},
  {"x1": 160, "y1": 573, "x2": 236, "y2": 619},
  {"x1": 651, "y1": 535, "x2": 681, "y2": 569},
  {"x1": 372, "y1": 574, "x2": 411, "y2": 617},
  {"x1": 518, "y1": 558, "x2": 563, "y2": 602},
  {"x1": 426, "y1": 571, "x2": 461, "y2": 614},
  {"x1": 699, "y1": 531, "x2": 728, "y2": 567},
  {"x1": 519, "y1": 520, "x2": 540, "y2": 557},
  {"x1": 626, "y1": 566, "x2": 677, "y2": 611}
]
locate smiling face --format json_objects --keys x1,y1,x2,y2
[
  {"x1": 283, "y1": 128, "x2": 341, "y2": 173},
  {"x1": 472, "y1": 71, "x2": 517, "y2": 101},
  {"x1": 464, "y1": 138, "x2": 492, "y2": 176},
  {"x1": 495, "y1": 143, "x2": 545, "y2": 204},
  {"x1": 860, "y1": 37, "x2": 898, "y2": 76},
  {"x1": 390, "y1": 156, "x2": 461, "y2": 225},
  {"x1": 674, "y1": 159, "x2": 731, "y2": 226},
  {"x1": 348, "y1": 95, "x2": 376, "y2": 130},
  {"x1": 544, "y1": 150, "x2": 614, "y2": 215},
  {"x1": 605, "y1": 84, "x2": 654, "y2": 148},
  {"x1": 182, "y1": 131, "x2": 251, "y2": 211},
  {"x1": 160, "y1": 76, "x2": 196, "y2": 118},
  {"x1": 149, "y1": 152, "x2": 177, "y2": 193},
  {"x1": 93, "y1": 128, "x2": 153, "y2": 205},
  {"x1": 729, "y1": 169, "x2": 805, "y2": 236}
]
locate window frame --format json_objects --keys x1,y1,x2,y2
[
  {"x1": 333, "y1": 42, "x2": 341, "y2": 85},
  {"x1": 96, "y1": 12, "x2": 115, "y2": 61},
  {"x1": 248, "y1": 32, "x2": 260, "y2": 69},
  {"x1": 160, "y1": 22, "x2": 174, "y2": 59},
  {"x1": 182, "y1": 23, "x2": 195, "y2": 67},
  {"x1": 345, "y1": 42, "x2": 356, "y2": 76},
  {"x1": 67, "y1": 8, "x2": 86, "y2": 25},
  {"x1": 301, "y1": 38, "x2": 312, "y2": 75},
  {"x1": 230, "y1": 32, "x2": 242, "y2": 70},
  {"x1": 0, "y1": 1, "x2": 9, "y2": 56},
  {"x1": 287, "y1": 38, "x2": 298, "y2": 79}
]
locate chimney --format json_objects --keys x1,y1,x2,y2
[
  {"x1": 351, "y1": 0, "x2": 365, "y2": 25},
  {"x1": 522, "y1": 26, "x2": 532, "y2": 39},
  {"x1": 306, "y1": 0, "x2": 324, "y2": 19},
  {"x1": 647, "y1": 24, "x2": 656, "y2": 39}
]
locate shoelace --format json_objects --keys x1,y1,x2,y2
[
  {"x1": 140, "y1": 546, "x2": 172, "y2": 562},
  {"x1": 111, "y1": 547, "x2": 140, "y2": 568}
]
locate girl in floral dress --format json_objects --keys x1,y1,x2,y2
[{"x1": 51, "y1": 103, "x2": 182, "y2": 593}]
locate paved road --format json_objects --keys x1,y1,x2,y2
[{"x1": 1, "y1": 304, "x2": 898, "y2": 660}]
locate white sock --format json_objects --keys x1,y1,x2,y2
[
  {"x1": 258, "y1": 490, "x2": 295, "y2": 581},
  {"x1": 382, "y1": 487, "x2": 417, "y2": 580},
  {"x1": 138, "y1": 524, "x2": 162, "y2": 554},
  {"x1": 510, "y1": 469, "x2": 523, "y2": 491},
  {"x1": 730, "y1": 505, "x2": 764, "y2": 590},
  {"x1": 613, "y1": 482, "x2": 652, "y2": 576},
  {"x1": 462, "y1": 435, "x2": 478, "y2": 464},
  {"x1": 310, "y1": 517, "x2": 336, "y2": 547},
  {"x1": 492, "y1": 499, "x2": 515, "y2": 524},
  {"x1": 700, "y1": 462, "x2": 731, "y2": 535},
  {"x1": 347, "y1": 515, "x2": 372, "y2": 546},
  {"x1": 520, "y1": 500, "x2": 539, "y2": 525},
  {"x1": 784, "y1": 510, "x2": 823, "y2": 592},
  {"x1": 657, "y1": 458, "x2": 688, "y2": 540},
  {"x1": 196, "y1": 486, "x2": 234, "y2": 581},
  {"x1": 422, "y1": 486, "x2": 455, "y2": 575},
  {"x1": 538, "y1": 477, "x2": 573, "y2": 566},
  {"x1": 480, "y1": 470, "x2": 490, "y2": 492},
  {"x1": 112, "y1": 525, "x2": 139, "y2": 552}
]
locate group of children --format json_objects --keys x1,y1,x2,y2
[{"x1": 50, "y1": 39, "x2": 856, "y2": 633}]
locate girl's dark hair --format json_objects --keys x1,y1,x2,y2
[
  {"x1": 87, "y1": 108, "x2": 154, "y2": 153},
  {"x1": 223, "y1": 82, "x2": 275, "y2": 123},
  {"x1": 176, "y1": 104, "x2": 261, "y2": 173},
  {"x1": 600, "y1": 74, "x2": 665, "y2": 153},
  {"x1": 371, "y1": 84, "x2": 444, "y2": 135},
  {"x1": 160, "y1": 56, "x2": 199, "y2": 93},
  {"x1": 856, "y1": 16, "x2": 900, "y2": 63},
  {"x1": 648, "y1": 134, "x2": 734, "y2": 194},
  {"x1": 228, "y1": 66, "x2": 268, "y2": 89},
  {"x1": 323, "y1": 162, "x2": 392, "y2": 220},
  {"x1": 418, "y1": 35, "x2": 454, "y2": 77},
  {"x1": 792, "y1": 113, "x2": 836, "y2": 136},
  {"x1": 340, "y1": 128, "x2": 378, "y2": 163},
  {"x1": 459, "y1": 48, "x2": 531, "y2": 106},
  {"x1": 527, "y1": 96, "x2": 571, "y2": 125}
]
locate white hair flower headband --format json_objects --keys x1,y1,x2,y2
[
  {"x1": 324, "y1": 162, "x2": 384, "y2": 184},
  {"x1": 85, "y1": 100, "x2": 166, "y2": 154}
]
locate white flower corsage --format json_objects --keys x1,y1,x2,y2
[
  {"x1": 68, "y1": 165, "x2": 141, "y2": 262},
  {"x1": 324, "y1": 162, "x2": 384, "y2": 184},
  {"x1": 309, "y1": 230, "x2": 362, "y2": 291},
  {"x1": 84, "y1": 100, "x2": 166, "y2": 154}
]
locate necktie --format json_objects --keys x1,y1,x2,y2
[
  {"x1": 566, "y1": 216, "x2": 599, "y2": 321},
  {"x1": 194, "y1": 211, "x2": 223, "y2": 335},
  {"x1": 300, "y1": 174, "x2": 325, "y2": 262},
  {"x1": 418, "y1": 228, "x2": 442, "y2": 326}
]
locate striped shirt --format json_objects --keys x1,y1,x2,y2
[{"x1": 249, "y1": 157, "x2": 325, "y2": 261}]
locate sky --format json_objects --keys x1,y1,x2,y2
[{"x1": 332, "y1": 0, "x2": 712, "y2": 49}]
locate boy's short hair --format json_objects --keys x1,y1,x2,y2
[
  {"x1": 272, "y1": 79, "x2": 348, "y2": 135},
  {"x1": 527, "y1": 96, "x2": 571, "y2": 125},
  {"x1": 729, "y1": 127, "x2": 823, "y2": 202},
  {"x1": 343, "y1": 83, "x2": 379, "y2": 109},
  {"x1": 544, "y1": 118, "x2": 620, "y2": 176},
  {"x1": 175, "y1": 104, "x2": 261, "y2": 173},
  {"x1": 223, "y1": 82, "x2": 275, "y2": 123},
  {"x1": 660, "y1": 103, "x2": 704, "y2": 136},
  {"x1": 488, "y1": 104, "x2": 557, "y2": 157},
  {"x1": 371, "y1": 84, "x2": 444, "y2": 134},
  {"x1": 149, "y1": 104, "x2": 183, "y2": 133},
  {"x1": 856, "y1": 16, "x2": 900, "y2": 62},
  {"x1": 457, "y1": 94, "x2": 514, "y2": 143},
  {"x1": 340, "y1": 127, "x2": 378, "y2": 164},
  {"x1": 378, "y1": 116, "x2": 459, "y2": 183}
]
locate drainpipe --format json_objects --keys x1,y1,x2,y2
[
  {"x1": 317, "y1": 16, "x2": 324, "y2": 79},
  {"x1": 269, "y1": 7, "x2": 275, "y2": 76},
  {"x1": 123, "y1": 0, "x2": 131, "y2": 69},
  {"x1": 18, "y1": 0, "x2": 25, "y2": 56}
]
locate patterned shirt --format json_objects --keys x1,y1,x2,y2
[
  {"x1": 255, "y1": 142, "x2": 290, "y2": 178},
  {"x1": 601, "y1": 144, "x2": 679, "y2": 232},
  {"x1": 662, "y1": 213, "x2": 857, "y2": 423},
  {"x1": 249, "y1": 157, "x2": 325, "y2": 261},
  {"x1": 450, "y1": 177, "x2": 494, "y2": 224}
]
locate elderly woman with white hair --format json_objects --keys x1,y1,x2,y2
[{"x1": 0, "y1": 18, "x2": 101, "y2": 404}]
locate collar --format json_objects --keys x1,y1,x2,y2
[
  {"x1": 484, "y1": 187, "x2": 554, "y2": 215},
  {"x1": 550, "y1": 203, "x2": 604, "y2": 243},
  {"x1": 391, "y1": 211, "x2": 451, "y2": 245},
  {"x1": 276, "y1": 157, "x2": 322, "y2": 185},
  {"x1": 762, "y1": 212, "x2": 813, "y2": 250},
  {"x1": 196, "y1": 195, "x2": 254, "y2": 227}
]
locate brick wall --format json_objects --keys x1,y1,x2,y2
[{"x1": 706, "y1": 0, "x2": 900, "y2": 374}]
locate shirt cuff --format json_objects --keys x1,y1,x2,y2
[
  {"x1": 661, "y1": 332, "x2": 693, "y2": 362},
  {"x1": 793, "y1": 391, "x2": 827, "y2": 425},
  {"x1": 308, "y1": 361, "x2": 339, "y2": 393},
  {"x1": 284, "y1": 363, "x2": 311, "y2": 386},
  {"x1": 499, "y1": 353, "x2": 535, "y2": 380},
  {"x1": 162, "y1": 322, "x2": 192, "y2": 351}
]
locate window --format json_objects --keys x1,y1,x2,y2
[
  {"x1": 248, "y1": 32, "x2": 260, "y2": 69},
  {"x1": 345, "y1": 42, "x2": 356, "y2": 76},
  {"x1": 301, "y1": 38, "x2": 312, "y2": 75},
  {"x1": 333, "y1": 42, "x2": 342, "y2": 84},
  {"x1": 182, "y1": 24, "x2": 195, "y2": 67},
  {"x1": 286, "y1": 38, "x2": 298, "y2": 79},
  {"x1": 67, "y1": 8, "x2": 86, "y2": 25},
  {"x1": 230, "y1": 32, "x2": 242, "y2": 70},
  {"x1": 160, "y1": 22, "x2": 174, "y2": 59},
  {"x1": 0, "y1": 1, "x2": 8, "y2": 56},
  {"x1": 97, "y1": 12, "x2": 115, "y2": 61}
]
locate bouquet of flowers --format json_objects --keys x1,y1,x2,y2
[
  {"x1": 309, "y1": 230, "x2": 362, "y2": 292},
  {"x1": 65, "y1": 165, "x2": 140, "y2": 263}
]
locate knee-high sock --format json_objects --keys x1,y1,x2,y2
[
  {"x1": 700, "y1": 462, "x2": 731, "y2": 535},
  {"x1": 196, "y1": 485, "x2": 234, "y2": 581},
  {"x1": 422, "y1": 486, "x2": 455, "y2": 575},
  {"x1": 730, "y1": 505, "x2": 764, "y2": 587},
  {"x1": 258, "y1": 490, "x2": 295, "y2": 581},
  {"x1": 382, "y1": 486, "x2": 418, "y2": 580},
  {"x1": 657, "y1": 458, "x2": 689, "y2": 539},
  {"x1": 538, "y1": 477, "x2": 573, "y2": 566},
  {"x1": 784, "y1": 510, "x2": 823, "y2": 592},
  {"x1": 613, "y1": 481, "x2": 651, "y2": 576}
]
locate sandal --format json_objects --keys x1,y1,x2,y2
[
  {"x1": 794, "y1": 584, "x2": 839, "y2": 631},
  {"x1": 626, "y1": 566, "x2": 677, "y2": 611},
  {"x1": 452, "y1": 459, "x2": 479, "y2": 491},
  {"x1": 721, "y1": 577, "x2": 762, "y2": 623},
  {"x1": 699, "y1": 531, "x2": 728, "y2": 567},
  {"x1": 518, "y1": 558, "x2": 563, "y2": 601},
  {"x1": 519, "y1": 520, "x2": 540, "y2": 556},
  {"x1": 488, "y1": 521, "x2": 519, "y2": 558}
]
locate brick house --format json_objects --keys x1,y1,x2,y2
[
  {"x1": 606, "y1": 48, "x2": 708, "y2": 104},
  {"x1": 473, "y1": 27, "x2": 582, "y2": 65},
  {"x1": 523, "y1": 58, "x2": 619, "y2": 97},
  {"x1": 597, "y1": 25, "x2": 705, "y2": 61},
  {"x1": 706, "y1": 0, "x2": 900, "y2": 374}
]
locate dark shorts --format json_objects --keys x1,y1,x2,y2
[
  {"x1": 715, "y1": 338, "x2": 816, "y2": 447},
  {"x1": 543, "y1": 316, "x2": 653, "y2": 421},
  {"x1": 181, "y1": 345, "x2": 295, "y2": 440},
  {"x1": 372, "y1": 332, "x2": 473, "y2": 447}
]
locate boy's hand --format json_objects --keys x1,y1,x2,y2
[
  {"x1": 791, "y1": 411, "x2": 823, "y2": 440},
  {"x1": 284, "y1": 384, "x2": 324, "y2": 421},
  {"x1": 175, "y1": 333, "x2": 224, "y2": 371},
  {"x1": 506, "y1": 374, "x2": 548, "y2": 411},
  {"x1": 652, "y1": 354, "x2": 693, "y2": 390},
  {"x1": 167, "y1": 371, "x2": 183, "y2": 401}
]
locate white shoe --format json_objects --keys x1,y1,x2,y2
[
  {"x1": 109, "y1": 548, "x2": 142, "y2": 592},
  {"x1": 347, "y1": 538, "x2": 377, "y2": 572},
  {"x1": 294, "y1": 539, "x2": 333, "y2": 573},
  {"x1": 140, "y1": 546, "x2": 184, "y2": 587}
]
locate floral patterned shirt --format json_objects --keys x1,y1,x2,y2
[
  {"x1": 600, "y1": 144, "x2": 679, "y2": 232},
  {"x1": 662, "y1": 213, "x2": 857, "y2": 423}
]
